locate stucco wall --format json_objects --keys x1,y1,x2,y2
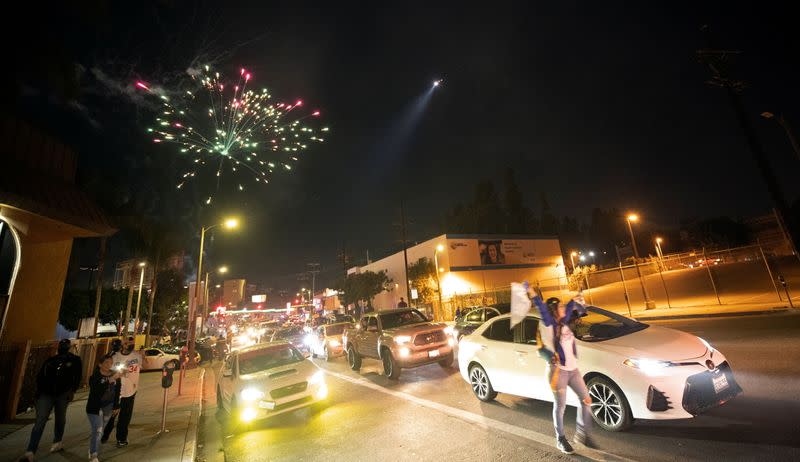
[{"x1": 2, "y1": 235, "x2": 72, "y2": 345}]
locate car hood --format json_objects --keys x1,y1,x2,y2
[
  {"x1": 589, "y1": 325, "x2": 707, "y2": 361},
  {"x1": 384, "y1": 322, "x2": 446, "y2": 336},
  {"x1": 238, "y1": 358, "x2": 316, "y2": 385}
]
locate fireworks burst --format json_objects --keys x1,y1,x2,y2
[{"x1": 137, "y1": 66, "x2": 328, "y2": 204}]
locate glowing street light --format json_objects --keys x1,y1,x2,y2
[
  {"x1": 569, "y1": 251, "x2": 578, "y2": 274},
  {"x1": 218, "y1": 266, "x2": 229, "y2": 274}
]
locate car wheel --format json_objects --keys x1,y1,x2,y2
[
  {"x1": 324, "y1": 346, "x2": 332, "y2": 362},
  {"x1": 382, "y1": 349, "x2": 401, "y2": 380},
  {"x1": 587, "y1": 376, "x2": 633, "y2": 431},
  {"x1": 438, "y1": 352, "x2": 454, "y2": 368},
  {"x1": 311, "y1": 348, "x2": 318, "y2": 359},
  {"x1": 468, "y1": 364, "x2": 497, "y2": 402},
  {"x1": 347, "y1": 346, "x2": 361, "y2": 371}
]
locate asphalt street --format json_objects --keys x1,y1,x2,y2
[{"x1": 198, "y1": 312, "x2": 800, "y2": 462}]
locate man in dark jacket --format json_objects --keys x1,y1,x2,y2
[{"x1": 19, "y1": 339, "x2": 83, "y2": 461}]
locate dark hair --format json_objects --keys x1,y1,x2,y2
[{"x1": 99, "y1": 353, "x2": 114, "y2": 364}]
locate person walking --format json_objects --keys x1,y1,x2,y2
[
  {"x1": 397, "y1": 297, "x2": 408, "y2": 308},
  {"x1": 530, "y1": 290, "x2": 596, "y2": 454},
  {"x1": 101, "y1": 336, "x2": 142, "y2": 447},
  {"x1": 86, "y1": 354, "x2": 121, "y2": 462},
  {"x1": 19, "y1": 339, "x2": 82, "y2": 461}
]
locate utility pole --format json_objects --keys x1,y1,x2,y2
[
  {"x1": 307, "y1": 263, "x2": 320, "y2": 305},
  {"x1": 697, "y1": 25, "x2": 800, "y2": 259},
  {"x1": 400, "y1": 200, "x2": 412, "y2": 305},
  {"x1": 91, "y1": 237, "x2": 107, "y2": 337}
]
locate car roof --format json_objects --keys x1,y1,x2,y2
[
  {"x1": 234, "y1": 341, "x2": 292, "y2": 355},
  {"x1": 369, "y1": 308, "x2": 421, "y2": 316}
]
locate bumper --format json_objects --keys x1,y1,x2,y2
[
  {"x1": 394, "y1": 343, "x2": 454, "y2": 368},
  {"x1": 327, "y1": 345, "x2": 345, "y2": 357},
  {"x1": 682, "y1": 361, "x2": 742, "y2": 415},
  {"x1": 237, "y1": 382, "x2": 327, "y2": 421}
]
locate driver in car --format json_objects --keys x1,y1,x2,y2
[{"x1": 529, "y1": 288, "x2": 596, "y2": 455}]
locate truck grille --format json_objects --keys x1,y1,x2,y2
[
  {"x1": 414, "y1": 330, "x2": 445, "y2": 346},
  {"x1": 682, "y1": 361, "x2": 742, "y2": 415},
  {"x1": 270, "y1": 381, "x2": 308, "y2": 399}
]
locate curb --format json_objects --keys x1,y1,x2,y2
[
  {"x1": 636, "y1": 308, "x2": 790, "y2": 321},
  {"x1": 182, "y1": 368, "x2": 205, "y2": 462}
]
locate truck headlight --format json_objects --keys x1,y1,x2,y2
[
  {"x1": 328, "y1": 339, "x2": 340, "y2": 347},
  {"x1": 304, "y1": 334, "x2": 315, "y2": 346},
  {"x1": 309, "y1": 370, "x2": 325, "y2": 385},
  {"x1": 240, "y1": 387, "x2": 265, "y2": 401},
  {"x1": 398, "y1": 347, "x2": 410, "y2": 358},
  {"x1": 395, "y1": 335, "x2": 412, "y2": 345},
  {"x1": 240, "y1": 407, "x2": 258, "y2": 422},
  {"x1": 623, "y1": 358, "x2": 674, "y2": 375}
]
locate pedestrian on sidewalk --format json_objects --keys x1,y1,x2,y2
[
  {"x1": 529, "y1": 289, "x2": 597, "y2": 455},
  {"x1": 397, "y1": 297, "x2": 408, "y2": 308},
  {"x1": 101, "y1": 336, "x2": 142, "y2": 447},
  {"x1": 86, "y1": 354, "x2": 121, "y2": 462},
  {"x1": 19, "y1": 339, "x2": 82, "y2": 462}
]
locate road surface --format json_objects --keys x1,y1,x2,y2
[{"x1": 198, "y1": 312, "x2": 800, "y2": 462}]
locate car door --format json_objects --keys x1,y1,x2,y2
[
  {"x1": 479, "y1": 318, "x2": 521, "y2": 395},
  {"x1": 361, "y1": 316, "x2": 380, "y2": 358},
  {"x1": 513, "y1": 316, "x2": 550, "y2": 401},
  {"x1": 219, "y1": 354, "x2": 235, "y2": 405},
  {"x1": 143, "y1": 348, "x2": 162, "y2": 370}
]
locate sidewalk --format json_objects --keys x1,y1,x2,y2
[
  {"x1": 608, "y1": 301, "x2": 793, "y2": 321},
  {"x1": 0, "y1": 367, "x2": 204, "y2": 462}
]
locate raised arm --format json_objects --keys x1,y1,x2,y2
[
  {"x1": 532, "y1": 295, "x2": 556, "y2": 326},
  {"x1": 563, "y1": 295, "x2": 587, "y2": 323}
]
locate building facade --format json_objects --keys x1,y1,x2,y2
[{"x1": 350, "y1": 234, "x2": 565, "y2": 316}]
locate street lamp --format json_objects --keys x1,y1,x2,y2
[
  {"x1": 188, "y1": 217, "x2": 240, "y2": 367},
  {"x1": 434, "y1": 244, "x2": 445, "y2": 320},
  {"x1": 626, "y1": 213, "x2": 654, "y2": 309},
  {"x1": 133, "y1": 261, "x2": 146, "y2": 334},
  {"x1": 655, "y1": 237, "x2": 665, "y2": 269},
  {"x1": 569, "y1": 251, "x2": 578, "y2": 274}
]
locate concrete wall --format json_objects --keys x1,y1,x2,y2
[{"x1": 2, "y1": 234, "x2": 72, "y2": 345}]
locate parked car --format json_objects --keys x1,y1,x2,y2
[
  {"x1": 308, "y1": 322, "x2": 352, "y2": 361},
  {"x1": 458, "y1": 307, "x2": 742, "y2": 431},
  {"x1": 342, "y1": 308, "x2": 455, "y2": 380},
  {"x1": 141, "y1": 348, "x2": 180, "y2": 371},
  {"x1": 453, "y1": 306, "x2": 501, "y2": 341},
  {"x1": 216, "y1": 342, "x2": 328, "y2": 424}
]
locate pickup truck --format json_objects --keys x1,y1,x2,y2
[{"x1": 342, "y1": 308, "x2": 455, "y2": 380}]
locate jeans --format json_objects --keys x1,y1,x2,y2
[
  {"x1": 25, "y1": 392, "x2": 70, "y2": 453},
  {"x1": 87, "y1": 406, "x2": 113, "y2": 455},
  {"x1": 547, "y1": 366, "x2": 592, "y2": 438},
  {"x1": 103, "y1": 393, "x2": 135, "y2": 442}
]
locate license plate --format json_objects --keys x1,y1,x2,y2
[
  {"x1": 712, "y1": 373, "x2": 729, "y2": 393},
  {"x1": 428, "y1": 349, "x2": 440, "y2": 358}
]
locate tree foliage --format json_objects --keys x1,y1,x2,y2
[
  {"x1": 337, "y1": 270, "x2": 391, "y2": 307},
  {"x1": 58, "y1": 288, "x2": 130, "y2": 331},
  {"x1": 408, "y1": 257, "x2": 436, "y2": 304}
]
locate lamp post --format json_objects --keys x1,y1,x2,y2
[
  {"x1": 626, "y1": 214, "x2": 655, "y2": 309},
  {"x1": 133, "y1": 262, "x2": 146, "y2": 334},
  {"x1": 434, "y1": 244, "x2": 445, "y2": 320},
  {"x1": 188, "y1": 218, "x2": 239, "y2": 367},
  {"x1": 655, "y1": 237, "x2": 665, "y2": 270},
  {"x1": 761, "y1": 112, "x2": 800, "y2": 161},
  {"x1": 569, "y1": 251, "x2": 578, "y2": 275}
]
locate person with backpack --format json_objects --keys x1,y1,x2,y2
[
  {"x1": 101, "y1": 336, "x2": 142, "y2": 447},
  {"x1": 19, "y1": 339, "x2": 82, "y2": 461},
  {"x1": 86, "y1": 354, "x2": 121, "y2": 462},
  {"x1": 529, "y1": 289, "x2": 596, "y2": 455}
]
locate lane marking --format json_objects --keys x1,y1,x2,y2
[{"x1": 324, "y1": 369, "x2": 638, "y2": 462}]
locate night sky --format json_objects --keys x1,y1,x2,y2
[{"x1": 8, "y1": 1, "x2": 800, "y2": 291}]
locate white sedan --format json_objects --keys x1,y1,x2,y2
[
  {"x1": 217, "y1": 342, "x2": 328, "y2": 424},
  {"x1": 141, "y1": 348, "x2": 180, "y2": 371},
  {"x1": 457, "y1": 307, "x2": 742, "y2": 431}
]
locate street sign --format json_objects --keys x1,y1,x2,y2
[{"x1": 411, "y1": 288, "x2": 419, "y2": 300}]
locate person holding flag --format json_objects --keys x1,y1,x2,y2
[{"x1": 509, "y1": 283, "x2": 596, "y2": 454}]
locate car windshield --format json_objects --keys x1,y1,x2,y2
[
  {"x1": 572, "y1": 307, "x2": 649, "y2": 341},
  {"x1": 238, "y1": 345, "x2": 305, "y2": 375},
  {"x1": 325, "y1": 324, "x2": 348, "y2": 335},
  {"x1": 272, "y1": 327, "x2": 302, "y2": 340},
  {"x1": 380, "y1": 310, "x2": 427, "y2": 329}
]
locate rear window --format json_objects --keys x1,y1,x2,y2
[
  {"x1": 325, "y1": 324, "x2": 348, "y2": 336},
  {"x1": 380, "y1": 310, "x2": 428, "y2": 329}
]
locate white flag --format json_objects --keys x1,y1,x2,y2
[{"x1": 510, "y1": 282, "x2": 531, "y2": 328}]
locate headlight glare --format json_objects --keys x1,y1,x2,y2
[
  {"x1": 395, "y1": 335, "x2": 412, "y2": 345},
  {"x1": 623, "y1": 358, "x2": 673, "y2": 375},
  {"x1": 240, "y1": 387, "x2": 265, "y2": 401},
  {"x1": 309, "y1": 370, "x2": 325, "y2": 385}
]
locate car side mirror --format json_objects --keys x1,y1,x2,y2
[{"x1": 222, "y1": 368, "x2": 233, "y2": 378}]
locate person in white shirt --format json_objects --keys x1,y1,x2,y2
[
  {"x1": 101, "y1": 336, "x2": 142, "y2": 447},
  {"x1": 531, "y1": 291, "x2": 595, "y2": 455}
]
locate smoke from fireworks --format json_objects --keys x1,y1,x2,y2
[{"x1": 136, "y1": 66, "x2": 327, "y2": 204}]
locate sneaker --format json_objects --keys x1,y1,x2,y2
[
  {"x1": 556, "y1": 436, "x2": 574, "y2": 454},
  {"x1": 18, "y1": 452, "x2": 34, "y2": 462},
  {"x1": 575, "y1": 431, "x2": 597, "y2": 449},
  {"x1": 50, "y1": 442, "x2": 64, "y2": 453},
  {"x1": 116, "y1": 441, "x2": 128, "y2": 448}
]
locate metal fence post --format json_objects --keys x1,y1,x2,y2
[
  {"x1": 703, "y1": 247, "x2": 722, "y2": 305},
  {"x1": 657, "y1": 263, "x2": 671, "y2": 309},
  {"x1": 759, "y1": 244, "x2": 782, "y2": 301}
]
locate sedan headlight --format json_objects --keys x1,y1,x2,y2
[
  {"x1": 394, "y1": 335, "x2": 412, "y2": 345},
  {"x1": 328, "y1": 339, "x2": 341, "y2": 347},
  {"x1": 699, "y1": 337, "x2": 715, "y2": 353},
  {"x1": 309, "y1": 370, "x2": 325, "y2": 385},
  {"x1": 443, "y1": 326, "x2": 454, "y2": 336},
  {"x1": 304, "y1": 334, "x2": 315, "y2": 346},
  {"x1": 240, "y1": 387, "x2": 265, "y2": 402},
  {"x1": 623, "y1": 358, "x2": 674, "y2": 375}
]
